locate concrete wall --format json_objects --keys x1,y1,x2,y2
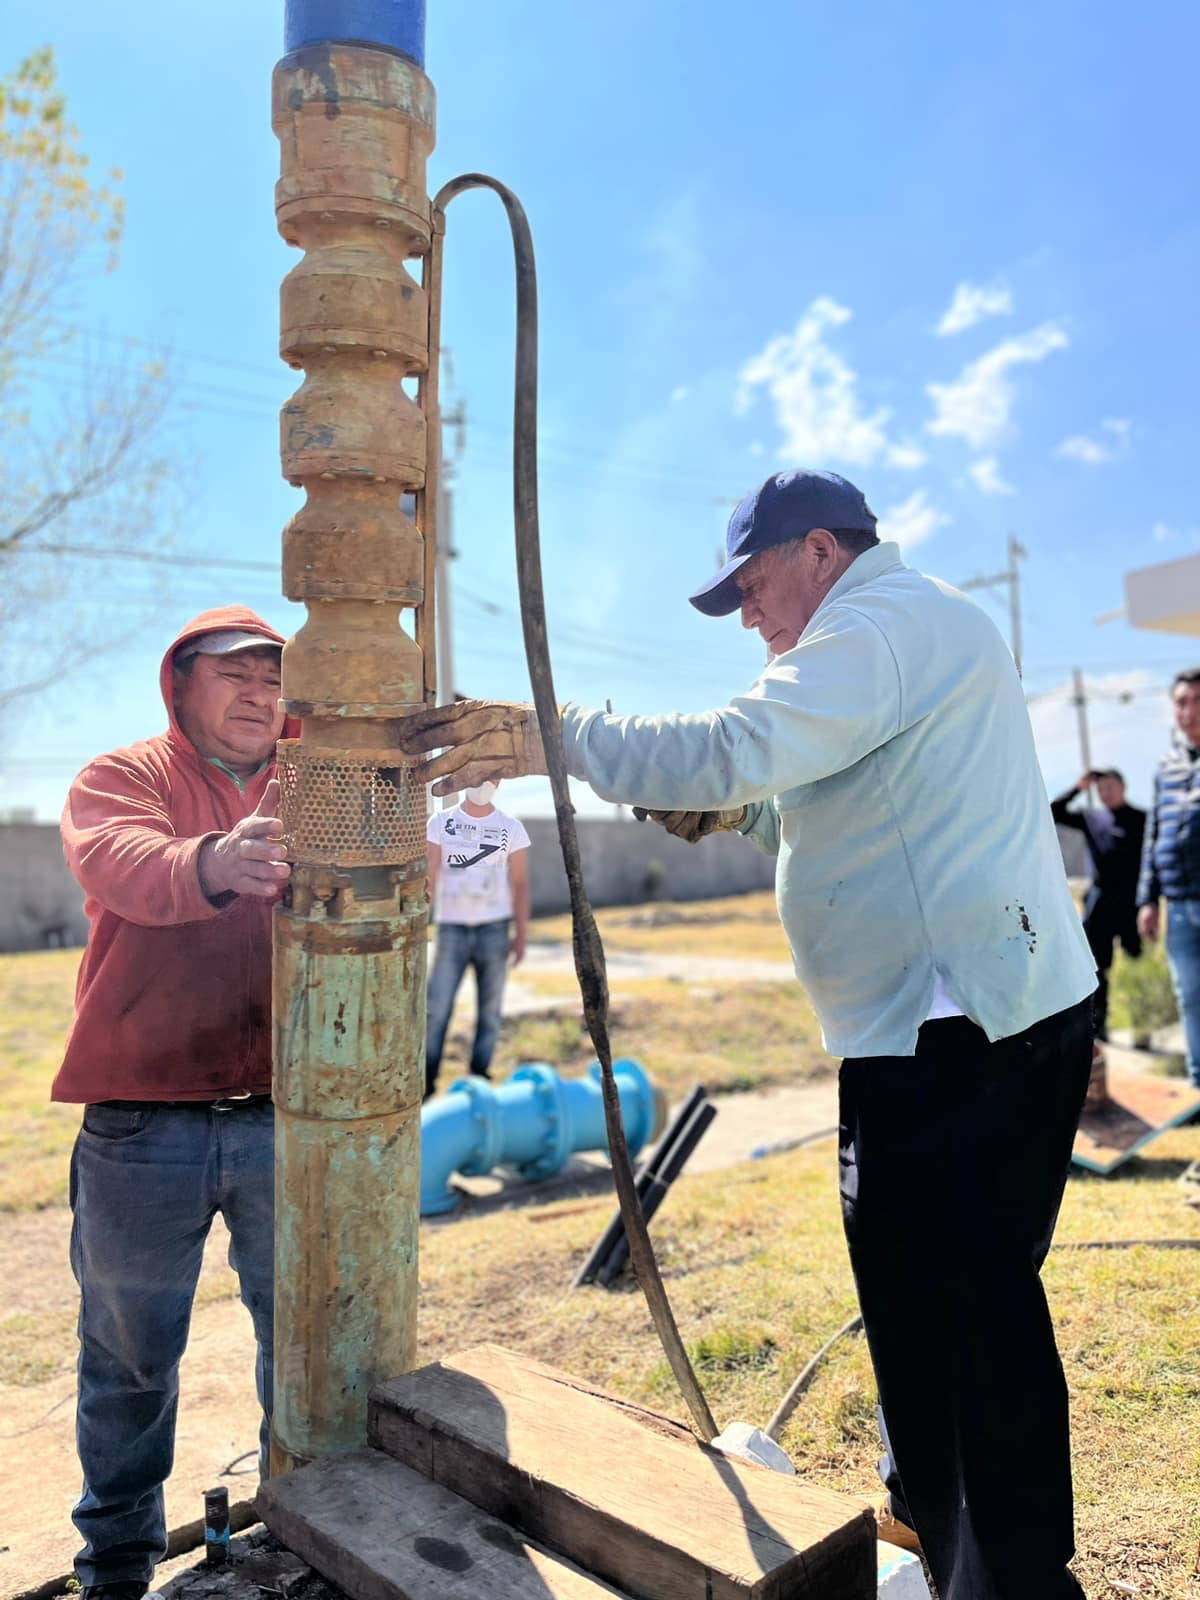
[
  {"x1": 522, "y1": 815, "x2": 776, "y2": 915},
  {"x1": 0, "y1": 815, "x2": 777, "y2": 953},
  {"x1": 0, "y1": 817, "x2": 1095, "y2": 953},
  {"x1": 0, "y1": 824, "x2": 89, "y2": 953},
  {"x1": 523, "y1": 818, "x2": 1092, "y2": 914}
]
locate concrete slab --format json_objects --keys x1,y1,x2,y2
[{"x1": 1073, "y1": 1063, "x2": 1200, "y2": 1174}]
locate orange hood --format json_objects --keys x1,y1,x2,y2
[{"x1": 159, "y1": 606, "x2": 298, "y2": 746}]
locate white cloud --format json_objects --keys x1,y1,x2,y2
[
  {"x1": 737, "y1": 296, "x2": 924, "y2": 470},
  {"x1": 968, "y1": 456, "x2": 1015, "y2": 496},
  {"x1": 1053, "y1": 416, "x2": 1131, "y2": 465},
  {"x1": 926, "y1": 322, "x2": 1068, "y2": 450},
  {"x1": 1152, "y1": 521, "x2": 1200, "y2": 545},
  {"x1": 669, "y1": 384, "x2": 689, "y2": 404},
  {"x1": 877, "y1": 490, "x2": 950, "y2": 552},
  {"x1": 936, "y1": 280, "x2": 1013, "y2": 337}
]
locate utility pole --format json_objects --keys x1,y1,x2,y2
[
  {"x1": 1007, "y1": 534, "x2": 1024, "y2": 680},
  {"x1": 1071, "y1": 667, "x2": 1094, "y2": 805},
  {"x1": 957, "y1": 534, "x2": 1027, "y2": 676}
]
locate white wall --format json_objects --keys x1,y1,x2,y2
[
  {"x1": 0, "y1": 824, "x2": 89, "y2": 952},
  {"x1": 0, "y1": 820, "x2": 1090, "y2": 953}
]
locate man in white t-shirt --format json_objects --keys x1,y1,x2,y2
[{"x1": 424, "y1": 780, "x2": 531, "y2": 1098}]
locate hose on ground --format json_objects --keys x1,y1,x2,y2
[
  {"x1": 432, "y1": 174, "x2": 718, "y2": 1442},
  {"x1": 764, "y1": 1313, "x2": 864, "y2": 1443}
]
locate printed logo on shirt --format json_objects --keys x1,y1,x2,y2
[
  {"x1": 428, "y1": 807, "x2": 530, "y2": 927},
  {"x1": 446, "y1": 842, "x2": 503, "y2": 870}
]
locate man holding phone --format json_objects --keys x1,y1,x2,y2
[{"x1": 1051, "y1": 767, "x2": 1145, "y2": 1045}]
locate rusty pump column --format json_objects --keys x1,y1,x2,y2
[{"x1": 270, "y1": 0, "x2": 437, "y2": 1472}]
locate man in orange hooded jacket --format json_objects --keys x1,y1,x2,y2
[{"x1": 57, "y1": 607, "x2": 293, "y2": 1600}]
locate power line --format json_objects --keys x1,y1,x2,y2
[
  {"x1": 14, "y1": 542, "x2": 278, "y2": 573},
  {"x1": 84, "y1": 329, "x2": 284, "y2": 386},
  {"x1": 16, "y1": 346, "x2": 757, "y2": 495}
]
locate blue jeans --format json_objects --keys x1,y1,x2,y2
[
  {"x1": 69, "y1": 1100, "x2": 275, "y2": 1588},
  {"x1": 1166, "y1": 899, "x2": 1200, "y2": 1088},
  {"x1": 425, "y1": 918, "x2": 510, "y2": 1096}
]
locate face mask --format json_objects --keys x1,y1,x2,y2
[{"x1": 465, "y1": 782, "x2": 498, "y2": 805}]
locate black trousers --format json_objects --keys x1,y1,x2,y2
[
  {"x1": 1082, "y1": 889, "x2": 1141, "y2": 1041},
  {"x1": 840, "y1": 999, "x2": 1093, "y2": 1600}
]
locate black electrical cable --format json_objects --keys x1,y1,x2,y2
[
  {"x1": 432, "y1": 173, "x2": 717, "y2": 1442},
  {"x1": 761, "y1": 1239, "x2": 1200, "y2": 1446},
  {"x1": 764, "y1": 1314, "x2": 864, "y2": 1444}
]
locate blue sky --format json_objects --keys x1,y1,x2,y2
[{"x1": 2, "y1": 0, "x2": 1198, "y2": 820}]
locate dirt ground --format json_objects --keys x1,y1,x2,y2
[
  {"x1": 0, "y1": 1212, "x2": 261, "y2": 1594},
  {"x1": 0, "y1": 1078, "x2": 838, "y2": 1595}
]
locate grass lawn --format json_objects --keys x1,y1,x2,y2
[
  {"x1": 531, "y1": 892, "x2": 793, "y2": 963},
  {"x1": 0, "y1": 948, "x2": 84, "y2": 1211},
  {"x1": 3, "y1": 894, "x2": 1199, "y2": 1595},
  {"x1": 412, "y1": 1134, "x2": 1200, "y2": 1599},
  {"x1": 502, "y1": 977, "x2": 830, "y2": 1099},
  {"x1": 0, "y1": 893, "x2": 816, "y2": 1211}
]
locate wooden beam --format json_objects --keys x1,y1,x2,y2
[
  {"x1": 259, "y1": 1449, "x2": 633, "y2": 1600},
  {"x1": 369, "y1": 1345, "x2": 876, "y2": 1600}
]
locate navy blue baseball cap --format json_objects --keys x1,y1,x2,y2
[{"x1": 689, "y1": 470, "x2": 877, "y2": 617}]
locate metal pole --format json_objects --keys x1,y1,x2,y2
[
  {"x1": 1072, "y1": 667, "x2": 1093, "y2": 804},
  {"x1": 437, "y1": 470, "x2": 456, "y2": 701},
  {"x1": 957, "y1": 537, "x2": 1025, "y2": 676},
  {"x1": 270, "y1": 0, "x2": 435, "y2": 1473}
]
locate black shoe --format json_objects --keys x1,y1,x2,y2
[{"x1": 81, "y1": 1583, "x2": 148, "y2": 1600}]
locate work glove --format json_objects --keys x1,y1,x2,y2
[
  {"x1": 199, "y1": 778, "x2": 291, "y2": 900},
  {"x1": 632, "y1": 806, "x2": 747, "y2": 843},
  {"x1": 396, "y1": 699, "x2": 546, "y2": 795}
]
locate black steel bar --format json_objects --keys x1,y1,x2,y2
[
  {"x1": 598, "y1": 1101, "x2": 718, "y2": 1286},
  {"x1": 571, "y1": 1085, "x2": 708, "y2": 1289},
  {"x1": 433, "y1": 174, "x2": 717, "y2": 1440}
]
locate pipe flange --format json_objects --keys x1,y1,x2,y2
[
  {"x1": 510, "y1": 1062, "x2": 570, "y2": 1179},
  {"x1": 448, "y1": 1075, "x2": 502, "y2": 1175}
]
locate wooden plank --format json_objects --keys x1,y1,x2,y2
[
  {"x1": 369, "y1": 1344, "x2": 876, "y2": 1600},
  {"x1": 258, "y1": 1448, "x2": 634, "y2": 1600},
  {"x1": 1073, "y1": 1066, "x2": 1200, "y2": 1174}
]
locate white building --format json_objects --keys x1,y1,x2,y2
[{"x1": 1125, "y1": 553, "x2": 1200, "y2": 636}]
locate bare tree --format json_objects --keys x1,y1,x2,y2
[{"x1": 0, "y1": 47, "x2": 174, "y2": 713}]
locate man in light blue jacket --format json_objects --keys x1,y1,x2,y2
[{"x1": 399, "y1": 470, "x2": 1097, "y2": 1600}]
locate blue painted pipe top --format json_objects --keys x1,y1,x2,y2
[{"x1": 284, "y1": 0, "x2": 426, "y2": 65}]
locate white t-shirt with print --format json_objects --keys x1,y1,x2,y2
[{"x1": 427, "y1": 805, "x2": 531, "y2": 926}]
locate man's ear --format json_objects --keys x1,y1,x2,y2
[{"x1": 806, "y1": 527, "x2": 840, "y2": 577}]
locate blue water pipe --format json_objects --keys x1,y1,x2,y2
[
  {"x1": 420, "y1": 1060, "x2": 665, "y2": 1216},
  {"x1": 284, "y1": 0, "x2": 426, "y2": 63}
]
